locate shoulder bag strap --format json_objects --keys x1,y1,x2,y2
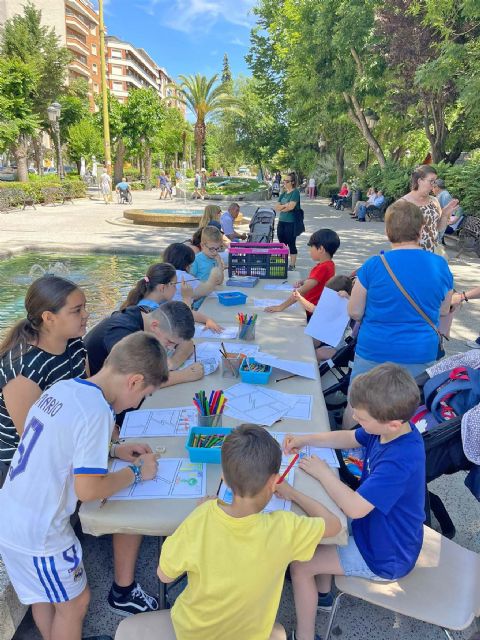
[{"x1": 379, "y1": 253, "x2": 443, "y2": 340}]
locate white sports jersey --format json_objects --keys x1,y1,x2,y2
[{"x1": 0, "y1": 378, "x2": 114, "y2": 556}]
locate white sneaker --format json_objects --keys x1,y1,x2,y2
[{"x1": 465, "y1": 340, "x2": 480, "y2": 349}]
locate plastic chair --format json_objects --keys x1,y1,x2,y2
[
  {"x1": 115, "y1": 610, "x2": 176, "y2": 640},
  {"x1": 324, "y1": 526, "x2": 480, "y2": 640}
]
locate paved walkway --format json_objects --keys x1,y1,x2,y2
[{"x1": 4, "y1": 191, "x2": 479, "y2": 640}]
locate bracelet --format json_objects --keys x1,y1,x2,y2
[
  {"x1": 128, "y1": 463, "x2": 143, "y2": 485},
  {"x1": 463, "y1": 291, "x2": 469, "y2": 302},
  {"x1": 109, "y1": 439, "x2": 120, "y2": 459}
]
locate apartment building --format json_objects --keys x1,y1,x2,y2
[
  {"x1": 0, "y1": 0, "x2": 101, "y2": 109},
  {"x1": 106, "y1": 35, "x2": 185, "y2": 114}
]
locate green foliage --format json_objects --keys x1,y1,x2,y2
[
  {"x1": 436, "y1": 156, "x2": 480, "y2": 216},
  {"x1": 359, "y1": 161, "x2": 413, "y2": 199},
  {"x1": 0, "y1": 57, "x2": 40, "y2": 149},
  {"x1": 0, "y1": 176, "x2": 86, "y2": 203},
  {"x1": 123, "y1": 167, "x2": 141, "y2": 180},
  {"x1": 318, "y1": 183, "x2": 339, "y2": 198},
  {"x1": 66, "y1": 117, "x2": 103, "y2": 165}
]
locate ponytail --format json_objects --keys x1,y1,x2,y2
[
  {"x1": 120, "y1": 262, "x2": 176, "y2": 310},
  {"x1": 0, "y1": 275, "x2": 79, "y2": 359}
]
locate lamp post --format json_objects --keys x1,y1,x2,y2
[
  {"x1": 47, "y1": 102, "x2": 64, "y2": 179},
  {"x1": 363, "y1": 109, "x2": 379, "y2": 169}
]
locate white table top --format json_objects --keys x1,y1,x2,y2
[{"x1": 79, "y1": 273, "x2": 348, "y2": 544}]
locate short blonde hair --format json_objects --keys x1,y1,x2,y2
[
  {"x1": 385, "y1": 200, "x2": 423, "y2": 244},
  {"x1": 201, "y1": 226, "x2": 223, "y2": 244},
  {"x1": 104, "y1": 332, "x2": 169, "y2": 388}
]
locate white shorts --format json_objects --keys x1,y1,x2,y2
[{"x1": 0, "y1": 538, "x2": 87, "y2": 605}]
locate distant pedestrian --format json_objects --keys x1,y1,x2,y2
[
  {"x1": 308, "y1": 177, "x2": 316, "y2": 199},
  {"x1": 100, "y1": 169, "x2": 112, "y2": 204},
  {"x1": 193, "y1": 171, "x2": 202, "y2": 199}
]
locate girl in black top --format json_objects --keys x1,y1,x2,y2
[{"x1": 0, "y1": 276, "x2": 88, "y2": 484}]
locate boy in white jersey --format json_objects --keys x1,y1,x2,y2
[{"x1": 0, "y1": 332, "x2": 169, "y2": 640}]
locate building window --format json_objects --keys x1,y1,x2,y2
[
  {"x1": 92, "y1": 44, "x2": 97, "y2": 55},
  {"x1": 94, "y1": 83, "x2": 99, "y2": 92},
  {"x1": 111, "y1": 49, "x2": 122, "y2": 59},
  {"x1": 92, "y1": 63, "x2": 98, "y2": 73},
  {"x1": 113, "y1": 81, "x2": 124, "y2": 91},
  {"x1": 112, "y1": 65, "x2": 123, "y2": 76}
]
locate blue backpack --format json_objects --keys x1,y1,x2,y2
[{"x1": 423, "y1": 366, "x2": 480, "y2": 422}]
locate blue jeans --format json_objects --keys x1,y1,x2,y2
[{"x1": 357, "y1": 204, "x2": 367, "y2": 221}]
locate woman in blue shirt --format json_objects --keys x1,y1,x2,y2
[{"x1": 344, "y1": 200, "x2": 453, "y2": 426}]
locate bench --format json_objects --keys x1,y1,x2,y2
[
  {"x1": 41, "y1": 187, "x2": 62, "y2": 206},
  {"x1": 0, "y1": 557, "x2": 27, "y2": 640},
  {"x1": 454, "y1": 215, "x2": 480, "y2": 257},
  {"x1": 61, "y1": 183, "x2": 75, "y2": 205},
  {"x1": 366, "y1": 197, "x2": 392, "y2": 222}
]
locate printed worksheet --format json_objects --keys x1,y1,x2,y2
[
  {"x1": 272, "y1": 433, "x2": 339, "y2": 468},
  {"x1": 254, "y1": 353, "x2": 317, "y2": 380},
  {"x1": 194, "y1": 325, "x2": 238, "y2": 340},
  {"x1": 217, "y1": 468, "x2": 295, "y2": 513},
  {"x1": 108, "y1": 459, "x2": 206, "y2": 500},
  {"x1": 263, "y1": 283, "x2": 294, "y2": 291},
  {"x1": 263, "y1": 389, "x2": 313, "y2": 421},
  {"x1": 120, "y1": 407, "x2": 197, "y2": 438},
  {"x1": 223, "y1": 383, "x2": 297, "y2": 426},
  {"x1": 180, "y1": 342, "x2": 222, "y2": 376}
]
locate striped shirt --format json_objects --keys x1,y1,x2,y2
[{"x1": 0, "y1": 338, "x2": 86, "y2": 465}]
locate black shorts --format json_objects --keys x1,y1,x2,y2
[{"x1": 277, "y1": 221, "x2": 297, "y2": 255}]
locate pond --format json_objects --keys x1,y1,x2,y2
[{"x1": 0, "y1": 252, "x2": 156, "y2": 339}]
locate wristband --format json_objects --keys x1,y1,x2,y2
[
  {"x1": 463, "y1": 291, "x2": 469, "y2": 302},
  {"x1": 128, "y1": 463, "x2": 143, "y2": 485},
  {"x1": 109, "y1": 439, "x2": 120, "y2": 459}
]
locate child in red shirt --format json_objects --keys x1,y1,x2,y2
[{"x1": 265, "y1": 229, "x2": 340, "y2": 314}]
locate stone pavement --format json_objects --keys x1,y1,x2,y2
[{"x1": 4, "y1": 190, "x2": 479, "y2": 640}]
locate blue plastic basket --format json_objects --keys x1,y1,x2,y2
[
  {"x1": 239, "y1": 359, "x2": 272, "y2": 385},
  {"x1": 185, "y1": 426, "x2": 233, "y2": 463},
  {"x1": 217, "y1": 291, "x2": 248, "y2": 306}
]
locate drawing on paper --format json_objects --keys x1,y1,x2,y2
[
  {"x1": 217, "y1": 467, "x2": 294, "y2": 513},
  {"x1": 108, "y1": 459, "x2": 206, "y2": 500},
  {"x1": 120, "y1": 407, "x2": 197, "y2": 438}
]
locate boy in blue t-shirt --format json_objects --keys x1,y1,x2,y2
[
  {"x1": 190, "y1": 226, "x2": 225, "y2": 283},
  {"x1": 278, "y1": 363, "x2": 425, "y2": 640}
]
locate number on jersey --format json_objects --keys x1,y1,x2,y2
[{"x1": 9, "y1": 417, "x2": 44, "y2": 481}]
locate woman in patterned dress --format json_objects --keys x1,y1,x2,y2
[{"x1": 402, "y1": 165, "x2": 459, "y2": 252}]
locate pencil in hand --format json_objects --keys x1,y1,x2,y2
[{"x1": 276, "y1": 454, "x2": 299, "y2": 484}]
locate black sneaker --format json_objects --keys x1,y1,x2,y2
[
  {"x1": 83, "y1": 636, "x2": 113, "y2": 640},
  {"x1": 108, "y1": 582, "x2": 159, "y2": 617},
  {"x1": 317, "y1": 591, "x2": 334, "y2": 612},
  {"x1": 291, "y1": 632, "x2": 322, "y2": 640}
]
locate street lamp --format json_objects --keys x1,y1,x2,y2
[
  {"x1": 363, "y1": 109, "x2": 379, "y2": 169},
  {"x1": 318, "y1": 136, "x2": 327, "y2": 152},
  {"x1": 47, "y1": 102, "x2": 64, "y2": 179}
]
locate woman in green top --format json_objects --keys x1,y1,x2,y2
[{"x1": 275, "y1": 172, "x2": 301, "y2": 270}]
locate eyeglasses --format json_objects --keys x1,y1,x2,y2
[
  {"x1": 166, "y1": 281, "x2": 177, "y2": 287},
  {"x1": 205, "y1": 245, "x2": 222, "y2": 252},
  {"x1": 423, "y1": 178, "x2": 437, "y2": 185}
]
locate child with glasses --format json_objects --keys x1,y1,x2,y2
[{"x1": 190, "y1": 226, "x2": 225, "y2": 284}]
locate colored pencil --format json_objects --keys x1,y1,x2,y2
[{"x1": 276, "y1": 454, "x2": 299, "y2": 484}]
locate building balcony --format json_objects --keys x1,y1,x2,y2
[
  {"x1": 69, "y1": 59, "x2": 90, "y2": 78},
  {"x1": 65, "y1": 13, "x2": 90, "y2": 36},
  {"x1": 124, "y1": 57, "x2": 158, "y2": 88},
  {"x1": 65, "y1": 0, "x2": 98, "y2": 24},
  {"x1": 67, "y1": 35, "x2": 89, "y2": 56}
]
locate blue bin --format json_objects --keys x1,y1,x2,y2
[
  {"x1": 217, "y1": 291, "x2": 248, "y2": 306},
  {"x1": 239, "y1": 359, "x2": 272, "y2": 385},
  {"x1": 185, "y1": 426, "x2": 233, "y2": 463}
]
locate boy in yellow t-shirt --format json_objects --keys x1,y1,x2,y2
[{"x1": 157, "y1": 424, "x2": 341, "y2": 640}]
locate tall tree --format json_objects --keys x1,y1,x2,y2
[
  {"x1": 221, "y1": 53, "x2": 233, "y2": 86},
  {"x1": 66, "y1": 116, "x2": 103, "y2": 173},
  {"x1": 176, "y1": 74, "x2": 241, "y2": 171},
  {"x1": 0, "y1": 2, "x2": 70, "y2": 180},
  {"x1": 122, "y1": 88, "x2": 165, "y2": 189}
]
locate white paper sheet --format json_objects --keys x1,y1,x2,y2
[
  {"x1": 253, "y1": 298, "x2": 297, "y2": 309},
  {"x1": 264, "y1": 389, "x2": 313, "y2": 421},
  {"x1": 223, "y1": 383, "x2": 297, "y2": 426},
  {"x1": 304, "y1": 287, "x2": 349, "y2": 347},
  {"x1": 180, "y1": 342, "x2": 222, "y2": 375},
  {"x1": 108, "y1": 459, "x2": 206, "y2": 500},
  {"x1": 217, "y1": 468, "x2": 294, "y2": 513},
  {"x1": 263, "y1": 283, "x2": 294, "y2": 291},
  {"x1": 120, "y1": 407, "x2": 197, "y2": 438},
  {"x1": 254, "y1": 352, "x2": 317, "y2": 380},
  {"x1": 272, "y1": 433, "x2": 339, "y2": 468},
  {"x1": 194, "y1": 324, "x2": 238, "y2": 340}
]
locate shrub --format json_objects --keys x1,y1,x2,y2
[
  {"x1": 435, "y1": 156, "x2": 480, "y2": 217},
  {"x1": 0, "y1": 176, "x2": 86, "y2": 204},
  {"x1": 359, "y1": 161, "x2": 413, "y2": 200},
  {"x1": 123, "y1": 167, "x2": 141, "y2": 180},
  {"x1": 129, "y1": 181, "x2": 145, "y2": 190},
  {"x1": 318, "y1": 183, "x2": 338, "y2": 198}
]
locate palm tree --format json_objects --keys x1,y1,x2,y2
[{"x1": 176, "y1": 74, "x2": 241, "y2": 171}]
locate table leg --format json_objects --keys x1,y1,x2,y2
[{"x1": 157, "y1": 536, "x2": 168, "y2": 610}]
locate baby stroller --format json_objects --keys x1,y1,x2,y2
[
  {"x1": 247, "y1": 206, "x2": 276, "y2": 243},
  {"x1": 323, "y1": 351, "x2": 480, "y2": 539},
  {"x1": 271, "y1": 181, "x2": 280, "y2": 198}
]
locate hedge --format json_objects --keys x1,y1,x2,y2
[
  {"x1": 0, "y1": 176, "x2": 86, "y2": 204},
  {"x1": 318, "y1": 183, "x2": 338, "y2": 198}
]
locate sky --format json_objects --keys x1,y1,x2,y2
[{"x1": 100, "y1": 0, "x2": 257, "y2": 81}]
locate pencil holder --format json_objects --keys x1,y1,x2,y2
[
  {"x1": 197, "y1": 412, "x2": 223, "y2": 428},
  {"x1": 239, "y1": 359, "x2": 272, "y2": 385},
  {"x1": 186, "y1": 427, "x2": 233, "y2": 463},
  {"x1": 221, "y1": 353, "x2": 245, "y2": 378},
  {"x1": 238, "y1": 321, "x2": 256, "y2": 341}
]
